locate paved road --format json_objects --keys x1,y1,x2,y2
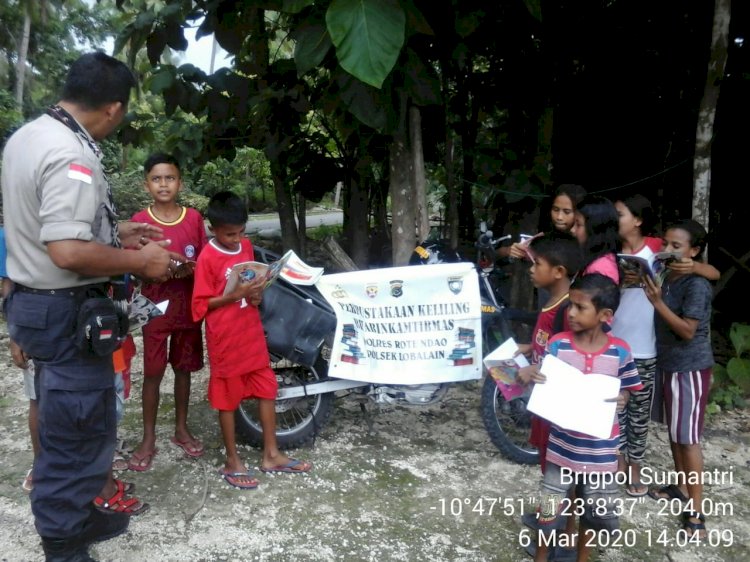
[{"x1": 244, "y1": 209, "x2": 343, "y2": 235}]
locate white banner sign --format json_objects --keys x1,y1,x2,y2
[{"x1": 316, "y1": 263, "x2": 482, "y2": 384}]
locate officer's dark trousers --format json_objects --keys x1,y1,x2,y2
[{"x1": 6, "y1": 291, "x2": 116, "y2": 539}]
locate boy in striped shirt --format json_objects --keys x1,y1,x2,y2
[{"x1": 527, "y1": 273, "x2": 641, "y2": 562}]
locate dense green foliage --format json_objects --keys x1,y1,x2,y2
[{"x1": 710, "y1": 323, "x2": 750, "y2": 413}]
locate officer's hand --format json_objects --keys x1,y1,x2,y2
[
  {"x1": 119, "y1": 222, "x2": 165, "y2": 249},
  {"x1": 138, "y1": 240, "x2": 174, "y2": 282}
]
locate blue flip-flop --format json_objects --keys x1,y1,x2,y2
[
  {"x1": 260, "y1": 458, "x2": 312, "y2": 474},
  {"x1": 219, "y1": 470, "x2": 259, "y2": 490}
]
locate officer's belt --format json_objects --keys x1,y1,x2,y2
[{"x1": 14, "y1": 282, "x2": 110, "y2": 298}]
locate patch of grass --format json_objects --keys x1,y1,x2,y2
[{"x1": 307, "y1": 224, "x2": 342, "y2": 241}]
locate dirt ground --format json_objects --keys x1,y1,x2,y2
[{"x1": 0, "y1": 323, "x2": 749, "y2": 562}]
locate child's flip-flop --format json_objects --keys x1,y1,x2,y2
[
  {"x1": 648, "y1": 484, "x2": 687, "y2": 502},
  {"x1": 219, "y1": 470, "x2": 259, "y2": 490},
  {"x1": 127, "y1": 449, "x2": 158, "y2": 472},
  {"x1": 260, "y1": 458, "x2": 312, "y2": 474},
  {"x1": 170, "y1": 436, "x2": 205, "y2": 458},
  {"x1": 21, "y1": 469, "x2": 33, "y2": 493}
]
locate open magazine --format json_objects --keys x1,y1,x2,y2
[
  {"x1": 222, "y1": 249, "x2": 324, "y2": 295},
  {"x1": 617, "y1": 251, "x2": 681, "y2": 288},
  {"x1": 483, "y1": 337, "x2": 530, "y2": 401},
  {"x1": 129, "y1": 293, "x2": 168, "y2": 332},
  {"x1": 279, "y1": 250, "x2": 324, "y2": 285}
]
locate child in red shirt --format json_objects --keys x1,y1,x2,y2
[
  {"x1": 129, "y1": 154, "x2": 208, "y2": 471},
  {"x1": 517, "y1": 232, "x2": 583, "y2": 470},
  {"x1": 192, "y1": 192, "x2": 311, "y2": 489}
]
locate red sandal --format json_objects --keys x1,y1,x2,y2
[
  {"x1": 93, "y1": 479, "x2": 149, "y2": 516},
  {"x1": 114, "y1": 479, "x2": 135, "y2": 494}
]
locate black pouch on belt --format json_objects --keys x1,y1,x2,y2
[{"x1": 74, "y1": 297, "x2": 125, "y2": 356}]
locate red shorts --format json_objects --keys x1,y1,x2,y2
[
  {"x1": 529, "y1": 415, "x2": 551, "y2": 474},
  {"x1": 208, "y1": 366, "x2": 278, "y2": 411},
  {"x1": 142, "y1": 324, "x2": 203, "y2": 378}
]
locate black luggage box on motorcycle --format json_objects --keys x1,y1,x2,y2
[{"x1": 259, "y1": 279, "x2": 337, "y2": 368}]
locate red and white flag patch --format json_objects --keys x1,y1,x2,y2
[{"x1": 67, "y1": 163, "x2": 93, "y2": 184}]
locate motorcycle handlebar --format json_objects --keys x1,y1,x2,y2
[{"x1": 476, "y1": 233, "x2": 512, "y2": 249}]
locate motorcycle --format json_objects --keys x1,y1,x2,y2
[{"x1": 235, "y1": 235, "x2": 539, "y2": 465}]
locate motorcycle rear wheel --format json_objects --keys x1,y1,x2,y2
[
  {"x1": 480, "y1": 375, "x2": 540, "y2": 465},
  {"x1": 235, "y1": 356, "x2": 334, "y2": 449}
]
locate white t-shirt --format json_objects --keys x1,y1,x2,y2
[{"x1": 611, "y1": 243, "x2": 656, "y2": 359}]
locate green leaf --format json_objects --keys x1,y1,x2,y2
[
  {"x1": 726, "y1": 357, "x2": 750, "y2": 394},
  {"x1": 712, "y1": 363, "x2": 728, "y2": 391},
  {"x1": 729, "y1": 322, "x2": 750, "y2": 357},
  {"x1": 336, "y1": 70, "x2": 387, "y2": 131},
  {"x1": 294, "y1": 22, "x2": 332, "y2": 77},
  {"x1": 402, "y1": 1, "x2": 433, "y2": 36},
  {"x1": 522, "y1": 0, "x2": 542, "y2": 21},
  {"x1": 177, "y1": 64, "x2": 208, "y2": 82},
  {"x1": 403, "y1": 48, "x2": 441, "y2": 106},
  {"x1": 134, "y1": 10, "x2": 156, "y2": 30},
  {"x1": 166, "y1": 22, "x2": 188, "y2": 51},
  {"x1": 455, "y1": 11, "x2": 482, "y2": 38},
  {"x1": 147, "y1": 67, "x2": 176, "y2": 95},
  {"x1": 283, "y1": 0, "x2": 314, "y2": 13},
  {"x1": 326, "y1": 0, "x2": 405, "y2": 89},
  {"x1": 147, "y1": 27, "x2": 168, "y2": 66},
  {"x1": 113, "y1": 23, "x2": 134, "y2": 56}
]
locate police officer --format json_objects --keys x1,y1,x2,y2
[{"x1": 1, "y1": 52, "x2": 178, "y2": 561}]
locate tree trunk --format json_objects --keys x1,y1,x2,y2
[
  {"x1": 409, "y1": 105, "x2": 430, "y2": 243},
  {"x1": 270, "y1": 160, "x2": 300, "y2": 253},
  {"x1": 297, "y1": 192, "x2": 307, "y2": 257},
  {"x1": 445, "y1": 130, "x2": 458, "y2": 248},
  {"x1": 14, "y1": 9, "x2": 31, "y2": 111},
  {"x1": 389, "y1": 132, "x2": 415, "y2": 265},
  {"x1": 347, "y1": 174, "x2": 370, "y2": 268},
  {"x1": 692, "y1": 0, "x2": 731, "y2": 230},
  {"x1": 323, "y1": 236, "x2": 359, "y2": 272}
]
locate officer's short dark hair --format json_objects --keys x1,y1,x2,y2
[
  {"x1": 571, "y1": 273, "x2": 620, "y2": 313},
  {"x1": 206, "y1": 191, "x2": 248, "y2": 227},
  {"x1": 61, "y1": 52, "x2": 136, "y2": 110}
]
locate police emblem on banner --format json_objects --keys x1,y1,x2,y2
[
  {"x1": 448, "y1": 276, "x2": 463, "y2": 295},
  {"x1": 365, "y1": 284, "x2": 378, "y2": 299},
  {"x1": 331, "y1": 285, "x2": 348, "y2": 299},
  {"x1": 390, "y1": 280, "x2": 403, "y2": 298}
]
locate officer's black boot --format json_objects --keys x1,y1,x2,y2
[
  {"x1": 77, "y1": 506, "x2": 129, "y2": 546},
  {"x1": 40, "y1": 537, "x2": 96, "y2": 562}
]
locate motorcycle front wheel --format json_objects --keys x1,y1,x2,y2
[
  {"x1": 235, "y1": 355, "x2": 334, "y2": 449},
  {"x1": 480, "y1": 376, "x2": 540, "y2": 465}
]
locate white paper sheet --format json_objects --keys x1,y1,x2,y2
[
  {"x1": 526, "y1": 354, "x2": 621, "y2": 439},
  {"x1": 483, "y1": 337, "x2": 530, "y2": 368}
]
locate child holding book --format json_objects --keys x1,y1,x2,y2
[
  {"x1": 514, "y1": 232, "x2": 582, "y2": 560},
  {"x1": 642, "y1": 220, "x2": 714, "y2": 539},
  {"x1": 192, "y1": 192, "x2": 311, "y2": 489},
  {"x1": 517, "y1": 232, "x2": 583, "y2": 469},
  {"x1": 526, "y1": 274, "x2": 642, "y2": 562},
  {"x1": 507, "y1": 184, "x2": 587, "y2": 260},
  {"x1": 129, "y1": 153, "x2": 208, "y2": 471},
  {"x1": 612, "y1": 195, "x2": 719, "y2": 497}
]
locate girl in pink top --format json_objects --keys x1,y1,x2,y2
[{"x1": 571, "y1": 195, "x2": 620, "y2": 283}]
